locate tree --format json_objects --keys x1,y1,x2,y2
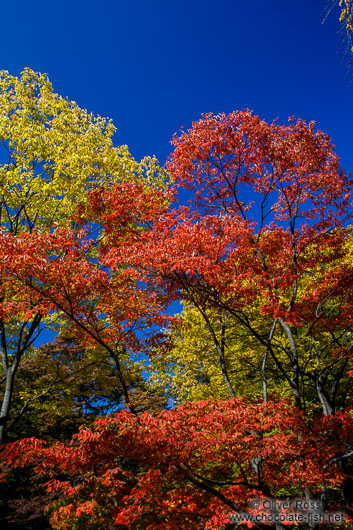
[
  {"x1": 129, "y1": 111, "x2": 353, "y2": 517},
  {"x1": 6, "y1": 334, "x2": 148, "y2": 442},
  {"x1": 3, "y1": 110, "x2": 353, "y2": 528},
  {"x1": 1, "y1": 334, "x2": 167, "y2": 530},
  {"x1": 338, "y1": 0, "x2": 353, "y2": 32},
  {"x1": 0, "y1": 69, "x2": 169, "y2": 443},
  {"x1": 138, "y1": 111, "x2": 353, "y2": 412},
  {"x1": 338, "y1": 0, "x2": 353, "y2": 69},
  {"x1": 147, "y1": 302, "x2": 285, "y2": 404},
  {"x1": 0, "y1": 176, "x2": 172, "y2": 442},
  {"x1": 4, "y1": 399, "x2": 353, "y2": 529}
]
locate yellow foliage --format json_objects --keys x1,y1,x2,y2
[
  {"x1": 0, "y1": 69, "x2": 170, "y2": 441},
  {"x1": 339, "y1": 0, "x2": 353, "y2": 52},
  {"x1": 147, "y1": 302, "x2": 292, "y2": 404},
  {"x1": 340, "y1": 0, "x2": 353, "y2": 30},
  {"x1": 0, "y1": 68, "x2": 169, "y2": 233}
]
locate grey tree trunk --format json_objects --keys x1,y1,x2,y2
[
  {"x1": 0, "y1": 365, "x2": 16, "y2": 443},
  {"x1": 0, "y1": 314, "x2": 42, "y2": 443}
]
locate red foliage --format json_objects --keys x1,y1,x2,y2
[
  {"x1": 2, "y1": 112, "x2": 353, "y2": 528},
  {"x1": 124, "y1": 111, "x2": 353, "y2": 324},
  {"x1": 168, "y1": 111, "x2": 350, "y2": 224},
  {"x1": 2, "y1": 399, "x2": 353, "y2": 529}
]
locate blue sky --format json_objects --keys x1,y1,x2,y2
[{"x1": 1, "y1": 0, "x2": 352, "y2": 175}]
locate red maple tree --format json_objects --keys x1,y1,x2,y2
[
  {"x1": 2, "y1": 111, "x2": 353, "y2": 528},
  {"x1": 0, "y1": 177, "x2": 173, "y2": 439},
  {"x1": 3, "y1": 399, "x2": 353, "y2": 529}
]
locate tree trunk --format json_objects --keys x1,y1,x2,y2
[{"x1": 0, "y1": 366, "x2": 16, "y2": 443}]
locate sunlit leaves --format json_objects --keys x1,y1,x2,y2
[
  {"x1": 3, "y1": 400, "x2": 353, "y2": 529},
  {"x1": 0, "y1": 69, "x2": 169, "y2": 234}
]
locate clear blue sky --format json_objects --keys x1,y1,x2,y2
[{"x1": 2, "y1": 0, "x2": 352, "y2": 174}]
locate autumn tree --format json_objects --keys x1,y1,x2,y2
[
  {"x1": 137, "y1": 111, "x2": 353, "y2": 413},
  {"x1": 7, "y1": 334, "x2": 159, "y2": 442},
  {"x1": 0, "y1": 68, "x2": 171, "y2": 529},
  {"x1": 126, "y1": 111, "x2": 353, "y2": 518},
  {"x1": 4, "y1": 111, "x2": 353, "y2": 530},
  {"x1": 337, "y1": 0, "x2": 353, "y2": 34},
  {"x1": 147, "y1": 302, "x2": 283, "y2": 404},
  {"x1": 1, "y1": 334, "x2": 167, "y2": 530},
  {"x1": 0, "y1": 176, "x2": 171, "y2": 442},
  {"x1": 0, "y1": 68, "x2": 170, "y2": 443},
  {"x1": 4, "y1": 399, "x2": 353, "y2": 530},
  {"x1": 338, "y1": 0, "x2": 353, "y2": 69}
]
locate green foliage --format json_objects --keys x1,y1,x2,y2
[{"x1": 9, "y1": 334, "x2": 168, "y2": 442}]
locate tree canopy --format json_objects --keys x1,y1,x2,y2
[
  {"x1": 0, "y1": 69, "x2": 170, "y2": 446},
  {"x1": 1, "y1": 75, "x2": 353, "y2": 530}
]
